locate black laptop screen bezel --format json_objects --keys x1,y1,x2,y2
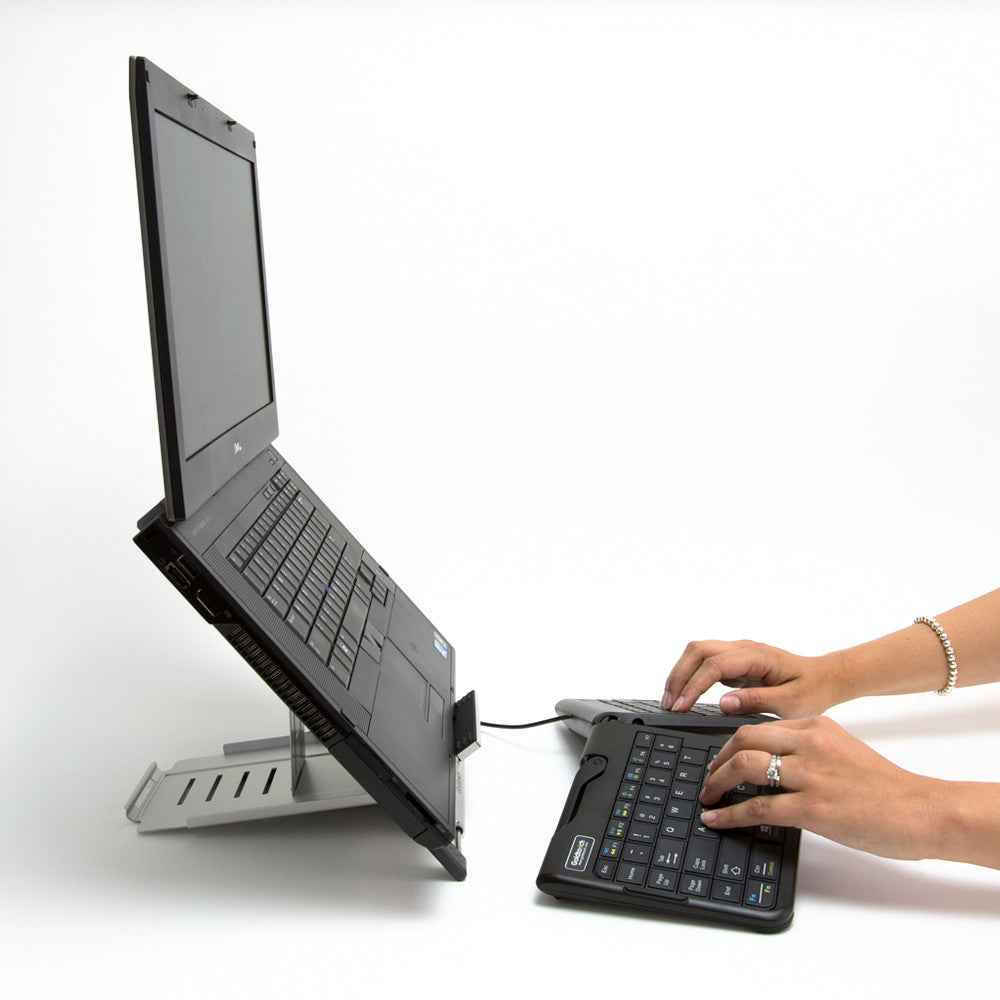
[{"x1": 130, "y1": 57, "x2": 279, "y2": 522}]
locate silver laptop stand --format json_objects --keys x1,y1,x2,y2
[{"x1": 125, "y1": 712, "x2": 375, "y2": 832}]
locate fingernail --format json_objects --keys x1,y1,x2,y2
[
  {"x1": 701, "y1": 811, "x2": 718, "y2": 825},
  {"x1": 671, "y1": 696, "x2": 686, "y2": 711},
  {"x1": 719, "y1": 693, "x2": 741, "y2": 713},
  {"x1": 661, "y1": 690, "x2": 672, "y2": 709}
]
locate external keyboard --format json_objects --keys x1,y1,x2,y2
[
  {"x1": 596, "y1": 728, "x2": 785, "y2": 904},
  {"x1": 537, "y1": 720, "x2": 799, "y2": 931}
]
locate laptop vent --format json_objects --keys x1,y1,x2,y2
[
  {"x1": 226, "y1": 625, "x2": 342, "y2": 749},
  {"x1": 204, "y1": 544, "x2": 372, "y2": 734}
]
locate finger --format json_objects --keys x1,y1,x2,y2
[
  {"x1": 708, "y1": 719, "x2": 812, "y2": 773},
  {"x1": 700, "y1": 749, "x2": 798, "y2": 805},
  {"x1": 700, "y1": 791, "x2": 801, "y2": 832},
  {"x1": 661, "y1": 640, "x2": 733, "y2": 708},
  {"x1": 718, "y1": 681, "x2": 793, "y2": 718},
  {"x1": 670, "y1": 646, "x2": 777, "y2": 712}
]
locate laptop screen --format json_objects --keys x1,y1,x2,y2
[
  {"x1": 132, "y1": 63, "x2": 280, "y2": 521},
  {"x1": 153, "y1": 112, "x2": 273, "y2": 461}
]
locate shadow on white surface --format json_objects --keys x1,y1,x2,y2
[
  {"x1": 843, "y1": 699, "x2": 1000, "y2": 743},
  {"x1": 798, "y1": 836, "x2": 1000, "y2": 918},
  {"x1": 95, "y1": 805, "x2": 448, "y2": 916}
]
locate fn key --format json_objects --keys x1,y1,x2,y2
[{"x1": 744, "y1": 880, "x2": 777, "y2": 909}]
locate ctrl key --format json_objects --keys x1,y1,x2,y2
[{"x1": 744, "y1": 880, "x2": 777, "y2": 909}]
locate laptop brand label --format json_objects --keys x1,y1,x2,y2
[
  {"x1": 433, "y1": 631, "x2": 449, "y2": 658},
  {"x1": 565, "y1": 835, "x2": 595, "y2": 871}
]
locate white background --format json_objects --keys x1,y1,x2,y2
[{"x1": 3, "y1": 1, "x2": 1000, "y2": 996}]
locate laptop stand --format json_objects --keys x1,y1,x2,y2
[{"x1": 125, "y1": 711, "x2": 375, "y2": 832}]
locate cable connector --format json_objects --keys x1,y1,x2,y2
[{"x1": 452, "y1": 691, "x2": 480, "y2": 761}]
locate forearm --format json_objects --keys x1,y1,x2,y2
[
  {"x1": 830, "y1": 588, "x2": 1000, "y2": 702},
  {"x1": 920, "y1": 777, "x2": 1000, "y2": 870}
]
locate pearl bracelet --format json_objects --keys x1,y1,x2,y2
[{"x1": 914, "y1": 616, "x2": 958, "y2": 696}]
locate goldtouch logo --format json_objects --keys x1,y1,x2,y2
[
  {"x1": 565, "y1": 835, "x2": 594, "y2": 871},
  {"x1": 233, "y1": 441, "x2": 243, "y2": 455}
]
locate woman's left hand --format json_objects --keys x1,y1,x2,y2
[{"x1": 699, "y1": 716, "x2": 937, "y2": 861}]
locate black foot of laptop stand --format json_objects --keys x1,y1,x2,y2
[{"x1": 125, "y1": 711, "x2": 375, "y2": 832}]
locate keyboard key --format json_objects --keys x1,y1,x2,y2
[
  {"x1": 680, "y1": 748, "x2": 707, "y2": 766},
  {"x1": 622, "y1": 843, "x2": 651, "y2": 864},
  {"x1": 286, "y1": 603, "x2": 312, "y2": 641},
  {"x1": 683, "y1": 839, "x2": 717, "y2": 875},
  {"x1": 680, "y1": 875, "x2": 709, "y2": 897},
  {"x1": 643, "y1": 769, "x2": 671, "y2": 787},
  {"x1": 606, "y1": 819, "x2": 627, "y2": 839},
  {"x1": 711, "y1": 880, "x2": 743, "y2": 903},
  {"x1": 692, "y1": 820, "x2": 720, "y2": 840},
  {"x1": 306, "y1": 628, "x2": 333, "y2": 664},
  {"x1": 654, "y1": 736, "x2": 680, "y2": 753},
  {"x1": 639, "y1": 787, "x2": 667, "y2": 806},
  {"x1": 744, "y1": 880, "x2": 777, "y2": 909},
  {"x1": 651, "y1": 841, "x2": 683, "y2": 869},
  {"x1": 669, "y1": 781, "x2": 699, "y2": 801},
  {"x1": 600, "y1": 839, "x2": 623, "y2": 859},
  {"x1": 675, "y1": 764, "x2": 704, "y2": 784},
  {"x1": 330, "y1": 657, "x2": 352, "y2": 687},
  {"x1": 626, "y1": 822, "x2": 658, "y2": 844},
  {"x1": 646, "y1": 869, "x2": 678, "y2": 892},
  {"x1": 659, "y1": 820, "x2": 690, "y2": 841},
  {"x1": 615, "y1": 863, "x2": 647, "y2": 885},
  {"x1": 342, "y1": 590, "x2": 370, "y2": 641},
  {"x1": 664, "y1": 799, "x2": 695, "y2": 821},
  {"x1": 612, "y1": 802, "x2": 633, "y2": 820},
  {"x1": 649, "y1": 752, "x2": 677, "y2": 770},
  {"x1": 715, "y1": 836, "x2": 750, "y2": 881},
  {"x1": 264, "y1": 587, "x2": 290, "y2": 618},
  {"x1": 633, "y1": 805, "x2": 662, "y2": 826},
  {"x1": 749, "y1": 843, "x2": 782, "y2": 881},
  {"x1": 594, "y1": 860, "x2": 616, "y2": 880}
]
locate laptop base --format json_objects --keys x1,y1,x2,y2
[{"x1": 126, "y1": 711, "x2": 376, "y2": 832}]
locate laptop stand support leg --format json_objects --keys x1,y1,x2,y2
[{"x1": 125, "y1": 711, "x2": 375, "y2": 832}]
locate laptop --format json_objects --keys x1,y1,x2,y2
[{"x1": 128, "y1": 56, "x2": 474, "y2": 880}]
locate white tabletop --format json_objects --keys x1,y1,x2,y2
[{"x1": 3, "y1": 3, "x2": 1000, "y2": 996}]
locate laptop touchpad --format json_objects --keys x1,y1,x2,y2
[{"x1": 368, "y1": 639, "x2": 450, "y2": 821}]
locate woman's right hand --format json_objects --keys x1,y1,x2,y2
[{"x1": 662, "y1": 639, "x2": 849, "y2": 719}]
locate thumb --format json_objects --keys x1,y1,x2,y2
[{"x1": 719, "y1": 684, "x2": 790, "y2": 718}]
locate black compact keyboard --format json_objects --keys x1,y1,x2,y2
[
  {"x1": 227, "y1": 470, "x2": 391, "y2": 688},
  {"x1": 537, "y1": 720, "x2": 799, "y2": 932}
]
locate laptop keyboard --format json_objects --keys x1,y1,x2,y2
[
  {"x1": 597, "y1": 728, "x2": 786, "y2": 908},
  {"x1": 227, "y1": 470, "x2": 389, "y2": 687}
]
